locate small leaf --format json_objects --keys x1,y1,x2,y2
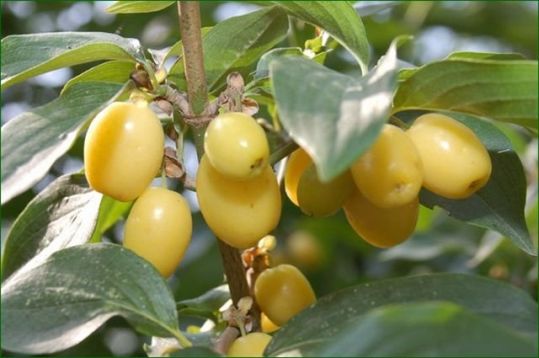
[
  {"x1": 62, "y1": 60, "x2": 135, "y2": 94},
  {"x1": 1, "y1": 81, "x2": 127, "y2": 204},
  {"x1": 393, "y1": 57, "x2": 538, "y2": 129},
  {"x1": 316, "y1": 302, "x2": 537, "y2": 357},
  {"x1": 2, "y1": 174, "x2": 102, "y2": 280},
  {"x1": 89, "y1": 196, "x2": 132, "y2": 243},
  {"x1": 177, "y1": 284, "x2": 230, "y2": 319},
  {"x1": 1, "y1": 32, "x2": 144, "y2": 89},
  {"x1": 271, "y1": 39, "x2": 400, "y2": 181},
  {"x1": 417, "y1": 111, "x2": 534, "y2": 255},
  {"x1": 169, "y1": 6, "x2": 288, "y2": 94},
  {"x1": 106, "y1": 1, "x2": 174, "y2": 14},
  {"x1": 274, "y1": 1, "x2": 369, "y2": 73},
  {"x1": 266, "y1": 273, "x2": 538, "y2": 356},
  {"x1": 1, "y1": 244, "x2": 181, "y2": 354}
]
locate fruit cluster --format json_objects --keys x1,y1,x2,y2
[
  {"x1": 285, "y1": 113, "x2": 492, "y2": 248},
  {"x1": 84, "y1": 102, "x2": 491, "y2": 355},
  {"x1": 84, "y1": 101, "x2": 192, "y2": 277}
]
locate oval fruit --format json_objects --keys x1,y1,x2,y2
[
  {"x1": 406, "y1": 113, "x2": 492, "y2": 199},
  {"x1": 204, "y1": 112, "x2": 269, "y2": 180},
  {"x1": 196, "y1": 155, "x2": 281, "y2": 249},
  {"x1": 351, "y1": 124, "x2": 423, "y2": 208},
  {"x1": 84, "y1": 101, "x2": 164, "y2": 202},
  {"x1": 123, "y1": 187, "x2": 192, "y2": 277},
  {"x1": 296, "y1": 163, "x2": 355, "y2": 217},
  {"x1": 227, "y1": 332, "x2": 272, "y2": 357},
  {"x1": 261, "y1": 313, "x2": 280, "y2": 333},
  {"x1": 254, "y1": 264, "x2": 316, "y2": 326},
  {"x1": 284, "y1": 148, "x2": 311, "y2": 206},
  {"x1": 343, "y1": 189, "x2": 418, "y2": 248}
]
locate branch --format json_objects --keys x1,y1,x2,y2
[{"x1": 177, "y1": 0, "x2": 260, "y2": 331}]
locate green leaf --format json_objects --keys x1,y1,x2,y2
[
  {"x1": 1, "y1": 174, "x2": 102, "y2": 281},
  {"x1": 1, "y1": 32, "x2": 144, "y2": 89},
  {"x1": 353, "y1": 1, "x2": 402, "y2": 17},
  {"x1": 89, "y1": 196, "x2": 132, "y2": 243},
  {"x1": 1, "y1": 81, "x2": 127, "y2": 204},
  {"x1": 106, "y1": 1, "x2": 174, "y2": 14},
  {"x1": 267, "y1": 273, "x2": 538, "y2": 356},
  {"x1": 393, "y1": 57, "x2": 538, "y2": 129},
  {"x1": 176, "y1": 284, "x2": 230, "y2": 319},
  {"x1": 171, "y1": 346, "x2": 222, "y2": 357},
  {"x1": 316, "y1": 302, "x2": 537, "y2": 357},
  {"x1": 447, "y1": 51, "x2": 527, "y2": 61},
  {"x1": 1, "y1": 243, "x2": 181, "y2": 354},
  {"x1": 164, "y1": 27, "x2": 212, "y2": 62},
  {"x1": 274, "y1": 1, "x2": 369, "y2": 74},
  {"x1": 417, "y1": 111, "x2": 535, "y2": 255},
  {"x1": 62, "y1": 60, "x2": 135, "y2": 94},
  {"x1": 270, "y1": 40, "x2": 400, "y2": 181},
  {"x1": 254, "y1": 47, "x2": 303, "y2": 79},
  {"x1": 169, "y1": 6, "x2": 288, "y2": 94}
]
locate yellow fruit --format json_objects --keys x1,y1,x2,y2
[
  {"x1": 284, "y1": 149, "x2": 355, "y2": 217},
  {"x1": 84, "y1": 101, "x2": 164, "y2": 202},
  {"x1": 296, "y1": 164, "x2": 355, "y2": 217},
  {"x1": 254, "y1": 264, "x2": 316, "y2": 326},
  {"x1": 343, "y1": 189, "x2": 418, "y2": 248},
  {"x1": 406, "y1": 113, "x2": 492, "y2": 199},
  {"x1": 204, "y1": 112, "x2": 269, "y2": 180},
  {"x1": 261, "y1": 313, "x2": 280, "y2": 333},
  {"x1": 227, "y1": 332, "x2": 272, "y2": 357},
  {"x1": 284, "y1": 148, "x2": 311, "y2": 206},
  {"x1": 351, "y1": 124, "x2": 423, "y2": 208},
  {"x1": 196, "y1": 155, "x2": 281, "y2": 249},
  {"x1": 123, "y1": 187, "x2": 192, "y2": 277}
]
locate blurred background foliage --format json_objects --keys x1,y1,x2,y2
[{"x1": 1, "y1": 1, "x2": 537, "y2": 356}]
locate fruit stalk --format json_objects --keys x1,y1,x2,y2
[{"x1": 177, "y1": 0, "x2": 260, "y2": 329}]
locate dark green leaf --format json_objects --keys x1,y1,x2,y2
[
  {"x1": 316, "y1": 302, "x2": 537, "y2": 357},
  {"x1": 1, "y1": 81, "x2": 127, "y2": 204},
  {"x1": 274, "y1": 1, "x2": 369, "y2": 73},
  {"x1": 270, "y1": 40, "x2": 400, "y2": 181},
  {"x1": 177, "y1": 284, "x2": 230, "y2": 319},
  {"x1": 106, "y1": 1, "x2": 174, "y2": 14},
  {"x1": 89, "y1": 196, "x2": 132, "y2": 243},
  {"x1": 1, "y1": 32, "x2": 144, "y2": 89},
  {"x1": 169, "y1": 6, "x2": 288, "y2": 96},
  {"x1": 1, "y1": 244, "x2": 182, "y2": 354},
  {"x1": 418, "y1": 111, "x2": 534, "y2": 255},
  {"x1": 266, "y1": 273, "x2": 538, "y2": 356},
  {"x1": 2, "y1": 174, "x2": 102, "y2": 281},
  {"x1": 393, "y1": 57, "x2": 538, "y2": 129},
  {"x1": 62, "y1": 60, "x2": 134, "y2": 94},
  {"x1": 171, "y1": 346, "x2": 222, "y2": 357}
]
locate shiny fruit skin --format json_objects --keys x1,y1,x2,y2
[
  {"x1": 123, "y1": 187, "x2": 192, "y2": 277},
  {"x1": 254, "y1": 264, "x2": 316, "y2": 326},
  {"x1": 261, "y1": 313, "x2": 280, "y2": 333},
  {"x1": 344, "y1": 189, "x2": 418, "y2": 248},
  {"x1": 351, "y1": 124, "x2": 423, "y2": 208},
  {"x1": 84, "y1": 101, "x2": 164, "y2": 202},
  {"x1": 284, "y1": 148, "x2": 312, "y2": 206},
  {"x1": 227, "y1": 332, "x2": 272, "y2": 357},
  {"x1": 406, "y1": 113, "x2": 492, "y2": 199},
  {"x1": 296, "y1": 164, "x2": 355, "y2": 217},
  {"x1": 204, "y1": 112, "x2": 269, "y2": 180},
  {"x1": 196, "y1": 155, "x2": 281, "y2": 249}
]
